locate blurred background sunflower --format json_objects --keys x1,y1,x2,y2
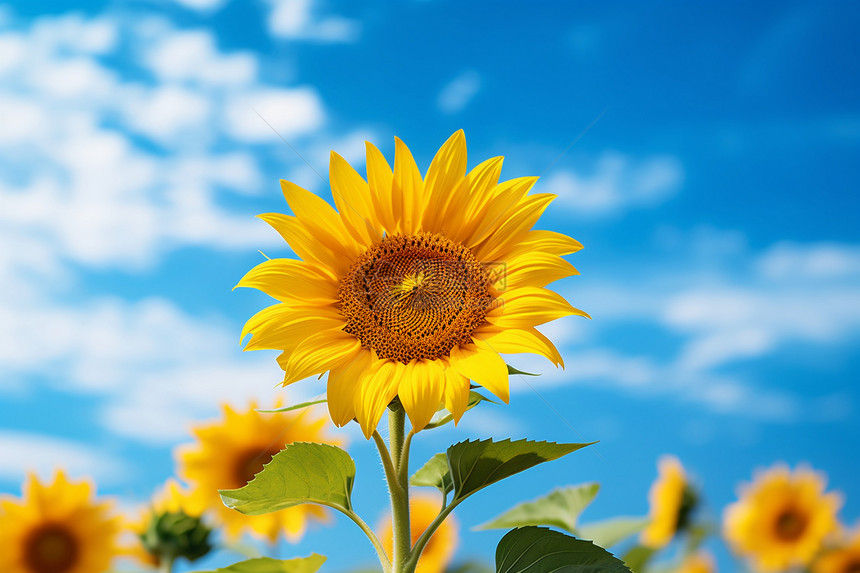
[
  {"x1": 176, "y1": 402, "x2": 340, "y2": 543},
  {"x1": 0, "y1": 471, "x2": 122, "y2": 573}
]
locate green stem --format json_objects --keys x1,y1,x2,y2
[
  {"x1": 402, "y1": 498, "x2": 463, "y2": 573},
  {"x1": 158, "y1": 555, "x2": 176, "y2": 573},
  {"x1": 388, "y1": 406, "x2": 411, "y2": 573},
  {"x1": 343, "y1": 508, "x2": 392, "y2": 573}
]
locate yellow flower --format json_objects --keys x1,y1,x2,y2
[
  {"x1": 723, "y1": 464, "x2": 842, "y2": 572},
  {"x1": 176, "y1": 401, "x2": 340, "y2": 542},
  {"x1": 380, "y1": 493, "x2": 458, "y2": 573},
  {"x1": 642, "y1": 455, "x2": 695, "y2": 548},
  {"x1": 813, "y1": 526, "x2": 860, "y2": 573},
  {"x1": 677, "y1": 550, "x2": 716, "y2": 573},
  {"x1": 238, "y1": 131, "x2": 587, "y2": 437},
  {"x1": 0, "y1": 470, "x2": 122, "y2": 573}
]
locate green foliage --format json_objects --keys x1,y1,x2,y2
[
  {"x1": 506, "y1": 364, "x2": 539, "y2": 376},
  {"x1": 495, "y1": 527, "x2": 631, "y2": 573},
  {"x1": 448, "y1": 439, "x2": 592, "y2": 502},
  {"x1": 577, "y1": 517, "x2": 649, "y2": 549},
  {"x1": 409, "y1": 453, "x2": 454, "y2": 496},
  {"x1": 219, "y1": 443, "x2": 354, "y2": 515},
  {"x1": 476, "y1": 483, "x2": 600, "y2": 534},
  {"x1": 140, "y1": 510, "x2": 213, "y2": 563},
  {"x1": 256, "y1": 399, "x2": 327, "y2": 413},
  {"x1": 621, "y1": 545, "x2": 657, "y2": 573},
  {"x1": 425, "y1": 391, "x2": 494, "y2": 429},
  {"x1": 195, "y1": 554, "x2": 326, "y2": 573}
]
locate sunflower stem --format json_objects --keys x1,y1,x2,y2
[
  {"x1": 158, "y1": 555, "x2": 176, "y2": 573},
  {"x1": 402, "y1": 498, "x2": 462, "y2": 573},
  {"x1": 388, "y1": 405, "x2": 411, "y2": 573}
]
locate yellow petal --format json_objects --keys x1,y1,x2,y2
[
  {"x1": 235, "y1": 258, "x2": 338, "y2": 303},
  {"x1": 330, "y1": 151, "x2": 382, "y2": 246},
  {"x1": 281, "y1": 329, "x2": 361, "y2": 385},
  {"x1": 280, "y1": 179, "x2": 362, "y2": 260},
  {"x1": 258, "y1": 212, "x2": 346, "y2": 276},
  {"x1": 486, "y1": 286, "x2": 590, "y2": 328},
  {"x1": 463, "y1": 177, "x2": 538, "y2": 249},
  {"x1": 392, "y1": 136, "x2": 425, "y2": 234},
  {"x1": 472, "y1": 325, "x2": 564, "y2": 367},
  {"x1": 423, "y1": 130, "x2": 467, "y2": 231},
  {"x1": 242, "y1": 305, "x2": 342, "y2": 352},
  {"x1": 442, "y1": 366, "x2": 471, "y2": 424},
  {"x1": 496, "y1": 251, "x2": 579, "y2": 290},
  {"x1": 505, "y1": 230, "x2": 584, "y2": 258},
  {"x1": 448, "y1": 344, "x2": 509, "y2": 403},
  {"x1": 354, "y1": 360, "x2": 400, "y2": 438},
  {"x1": 398, "y1": 360, "x2": 445, "y2": 432},
  {"x1": 473, "y1": 193, "x2": 556, "y2": 262},
  {"x1": 327, "y1": 349, "x2": 373, "y2": 426},
  {"x1": 365, "y1": 141, "x2": 396, "y2": 233},
  {"x1": 442, "y1": 156, "x2": 504, "y2": 243}
]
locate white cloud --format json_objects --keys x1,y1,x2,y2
[
  {"x1": 437, "y1": 71, "x2": 481, "y2": 114},
  {"x1": 0, "y1": 431, "x2": 125, "y2": 484},
  {"x1": 266, "y1": 0, "x2": 360, "y2": 43},
  {"x1": 171, "y1": 0, "x2": 227, "y2": 11},
  {"x1": 544, "y1": 152, "x2": 683, "y2": 216},
  {"x1": 121, "y1": 84, "x2": 214, "y2": 143},
  {"x1": 143, "y1": 28, "x2": 257, "y2": 87},
  {"x1": 757, "y1": 242, "x2": 860, "y2": 280},
  {"x1": 224, "y1": 87, "x2": 326, "y2": 142},
  {"x1": 30, "y1": 14, "x2": 118, "y2": 54}
]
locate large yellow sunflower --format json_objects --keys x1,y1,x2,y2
[
  {"x1": 723, "y1": 464, "x2": 842, "y2": 572},
  {"x1": 641, "y1": 455, "x2": 695, "y2": 548},
  {"x1": 380, "y1": 493, "x2": 458, "y2": 573},
  {"x1": 176, "y1": 401, "x2": 340, "y2": 542},
  {"x1": 237, "y1": 130, "x2": 586, "y2": 437},
  {"x1": 813, "y1": 526, "x2": 860, "y2": 573},
  {"x1": 0, "y1": 470, "x2": 122, "y2": 573}
]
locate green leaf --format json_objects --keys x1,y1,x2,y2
[
  {"x1": 495, "y1": 527, "x2": 631, "y2": 573},
  {"x1": 196, "y1": 554, "x2": 326, "y2": 573},
  {"x1": 448, "y1": 439, "x2": 592, "y2": 502},
  {"x1": 476, "y1": 483, "x2": 600, "y2": 534},
  {"x1": 220, "y1": 443, "x2": 354, "y2": 515},
  {"x1": 577, "y1": 516, "x2": 649, "y2": 549},
  {"x1": 256, "y1": 399, "x2": 326, "y2": 413},
  {"x1": 425, "y1": 391, "x2": 494, "y2": 429},
  {"x1": 621, "y1": 545, "x2": 656, "y2": 573},
  {"x1": 410, "y1": 452, "x2": 454, "y2": 496},
  {"x1": 506, "y1": 364, "x2": 539, "y2": 376}
]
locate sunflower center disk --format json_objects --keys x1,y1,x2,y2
[
  {"x1": 774, "y1": 509, "x2": 808, "y2": 542},
  {"x1": 339, "y1": 233, "x2": 493, "y2": 363},
  {"x1": 233, "y1": 447, "x2": 280, "y2": 488},
  {"x1": 24, "y1": 525, "x2": 79, "y2": 573}
]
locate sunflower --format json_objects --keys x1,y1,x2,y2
[
  {"x1": 237, "y1": 131, "x2": 586, "y2": 437},
  {"x1": 677, "y1": 550, "x2": 716, "y2": 573},
  {"x1": 813, "y1": 526, "x2": 860, "y2": 573},
  {"x1": 0, "y1": 470, "x2": 122, "y2": 573},
  {"x1": 176, "y1": 401, "x2": 340, "y2": 542},
  {"x1": 723, "y1": 464, "x2": 842, "y2": 572},
  {"x1": 641, "y1": 455, "x2": 697, "y2": 548},
  {"x1": 380, "y1": 493, "x2": 458, "y2": 573},
  {"x1": 128, "y1": 479, "x2": 211, "y2": 567}
]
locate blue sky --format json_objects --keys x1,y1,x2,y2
[{"x1": 1, "y1": 0, "x2": 859, "y2": 571}]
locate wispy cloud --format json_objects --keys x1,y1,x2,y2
[
  {"x1": 437, "y1": 71, "x2": 481, "y2": 114},
  {"x1": 265, "y1": 0, "x2": 360, "y2": 43},
  {"x1": 0, "y1": 431, "x2": 126, "y2": 485},
  {"x1": 543, "y1": 152, "x2": 683, "y2": 216}
]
